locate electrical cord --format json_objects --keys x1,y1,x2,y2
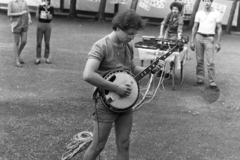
[
  {"x1": 61, "y1": 128, "x2": 93, "y2": 160},
  {"x1": 133, "y1": 64, "x2": 166, "y2": 111},
  {"x1": 61, "y1": 98, "x2": 100, "y2": 160}
]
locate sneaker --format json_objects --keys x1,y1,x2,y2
[
  {"x1": 210, "y1": 85, "x2": 219, "y2": 91},
  {"x1": 35, "y1": 59, "x2": 41, "y2": 65},
  {"x1": 194, "y1": 81, "x2": 204, "y2": 86},
  {"x1": 45, "y1": 59, "x2": 52, "y2": 64}
]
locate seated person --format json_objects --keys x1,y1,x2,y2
[
  {"x1": 159, "y1": 1, "x2": 183, "y2": 40},
  {"x1": 157, "y1": 1, "x2": 184, "y2": 78}
]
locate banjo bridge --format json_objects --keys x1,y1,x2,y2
[{"x1": 106, "y1": 96, "x2": 114, "y2": 103}]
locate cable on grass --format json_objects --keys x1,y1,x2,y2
[{"x1": 61, "y1": 130, "x2": 93, "y2": 160}]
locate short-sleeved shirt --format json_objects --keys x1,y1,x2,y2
[
  {"x1": 195, "y1": 8, "x2": 221, "y2": 34},
  {"x1": 88, "y1": 36, "x2": 134, "y2": 77},
  {"x1": 161, "y1": 12, "x2": 183, "y2": 34},
  {"x1": 8, "y1": 0, "x2": 29, "y2": 30},
  {"x1": 38, "y1": 5, "x2": 54, "y2": 23}
]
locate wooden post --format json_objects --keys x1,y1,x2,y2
[
  {"x1": 237, "y1": 0, "x2": 240, "y2": 31},
  {"x1": 226, "y1": 0, "x2": 238, "y2": 34},
  {"x1": 130, "y1": 0, "x2": 138, "y2": 11},
  {"x1": 114, "y1": 4, "x2": 119, "y2": 15},
  {"x1": 60, "y1": 0, "x2": 64, "y2": 12}
]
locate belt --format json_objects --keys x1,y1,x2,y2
[{"x1": 197, "y1": 32, "x2": 215, "y2": 37}]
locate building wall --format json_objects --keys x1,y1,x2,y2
[{"x1": 0, "y1": 0, "x2": 239, "y2": 26}]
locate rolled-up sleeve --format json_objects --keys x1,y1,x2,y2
[
  {"x1": 161, "y1": 13, "x2": 171, "y2": 26},
  {"x1": 177, "y1": 17, "x2": 184, "y2": 33}
]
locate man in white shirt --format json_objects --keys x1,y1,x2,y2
[{"x1": 190, "y1": 0, "x2": 222, "y2": 91}]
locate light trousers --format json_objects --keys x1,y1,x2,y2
[{"x1": 195, "y1": 34, "x2": 216, "y2": 86}]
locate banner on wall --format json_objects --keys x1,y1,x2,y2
[
  {"x1": 182, "y1": 0, "x2": 193, "y2": 14},
  {"x1": 212, "y1": 2, "x2": 227, "y2": 21},
  {"x1": 110, "y1": 0, "x2": 128, "y2": 4},
  {"x1": 139, "y1": 0, "x2": 166, "y2": 11},
  {"x1": 139, "y1": 0, "x2": 151, "y2": 11},
  {"x1": 150, "y1": 0, "x2": 166, "y2": 9}
]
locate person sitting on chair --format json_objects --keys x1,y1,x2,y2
[
  {"x1": 159, "y1": 1, "x2": 184, "y2": 40},
  {"x1": 157, "y1": 1, "x2": 184, "y2": 78}
]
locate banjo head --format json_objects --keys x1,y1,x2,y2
[{"x1": 99, "y1": 70, "x2": 140, "y2": 112}]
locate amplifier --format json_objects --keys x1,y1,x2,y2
[{"x1": 135, "y1": 36, "x2": 178, "y2": 50}]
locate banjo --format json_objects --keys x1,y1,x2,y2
[{"x1": 96, "y1": 36, "x2": 189, "y2": 112}]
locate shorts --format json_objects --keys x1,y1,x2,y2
[
  {"x1": 93, "y1": 101, "x2": 133, "y2": 123},
  {"x1": 12, "y1": 26, "x2": 28, "y2": 34}
]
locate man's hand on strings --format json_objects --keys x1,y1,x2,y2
[{"x1": 115, "y1": 83, "x2": 132, "y2": 97}]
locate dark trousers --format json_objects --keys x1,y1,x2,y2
[{"x1": 36, "y1": 22, "x2": 52, "y2": 59}]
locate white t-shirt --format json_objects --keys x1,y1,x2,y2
[{"x1": 195, "y1": 8, "x2": 221, "y2": 34}]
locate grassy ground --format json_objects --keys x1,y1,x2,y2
[{"x1": 1, "y1": 11, "x2": 240, "y2": 160}]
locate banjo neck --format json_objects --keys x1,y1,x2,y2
[{"x1": 134, "y1": 45, "x2": 178, "y2": 82}]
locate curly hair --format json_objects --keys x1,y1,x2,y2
[
  {"x1": 170, "y1": 2, "x2": 183, "y2": 12},
  {"x1": 112, "y1": 10, "x2": 147, "y2": 31}
]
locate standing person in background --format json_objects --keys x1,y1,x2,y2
[
  {"x1": 8, "y1": 0, "x2": 32, "y2": 67},
  {"x1": 158, "y1": 1, "x2": 183, "y2": 40},
  {"x1": 35, "y1": 0, "x2": 54, "y2": 65},
  {"x1": 190, "y1": 0, "x2": 222, "y2": 91}
]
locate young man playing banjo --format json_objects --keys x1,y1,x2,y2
[{"x1": 82, "y1": 10, "x2": 161, "y2": 160}]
